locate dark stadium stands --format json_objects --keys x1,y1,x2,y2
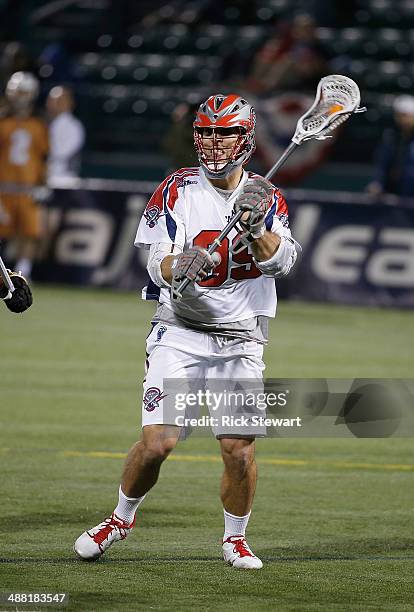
[{"x1": 5, "y1": 0, "x2": 412, "y2": 184}]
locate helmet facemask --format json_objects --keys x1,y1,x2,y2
[
  {"x1": 194, "y1": 126, "x2": 252, "y2": 178},
  {"x1": 193, "y1": 94, "x2": 256, "y2": 179}
]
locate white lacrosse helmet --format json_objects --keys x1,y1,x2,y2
[
  {"x1": 193, "y1": 93, "x2": 256, "y2": 179},
  {"x1": 6, "y1": 71, "x2": 39, "y2": 114}
]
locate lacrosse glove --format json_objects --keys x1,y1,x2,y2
[
  {"x1": 233, "y1": 178, "x2": 274, "y2": 252},
  {"x1": 0, "y1": 271, "x2": 33, "y2": 313},
  {"x1": 171, "y1": 246, "x2": 220, "y2": 300}
]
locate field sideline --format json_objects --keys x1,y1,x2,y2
[{"x1": 0, "y1": 286, "x2": 413, "y2": 611}]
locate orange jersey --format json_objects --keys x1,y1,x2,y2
[{"x1": 0, "y1": 115, "x2": 48, "y2": 185}]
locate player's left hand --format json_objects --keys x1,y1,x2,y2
[
  {"x1": 0, "y1": 271, "x2": 33, "y2": 313},
  {"x1": 234, "y1": 178, "x2": 274, "y2": 239}
]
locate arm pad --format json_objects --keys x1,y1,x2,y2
[
  {"x1": 253, "y1": 236, "x2": 297, "y2": 278},
  {"x1": 147, "y1": 242, "x2": 183, "y2": 288}
]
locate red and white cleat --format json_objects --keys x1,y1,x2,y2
[
  {"x1": 222, "y1": 535, "x2": 263, "y2": 569},
  {"x1": 74, "y1": 513, "x2": 135, "y2": 561}
]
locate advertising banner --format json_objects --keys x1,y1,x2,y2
[
  {"x1": 31, "y1": 184, "x2": 414, "y2": 307},
  {"x1": 286, "y1": 195, "x2": 414, "y2": 307}
]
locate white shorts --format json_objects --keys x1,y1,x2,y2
[{"x1": 142, "y1": 322, "x2": 266, "y2": 438}]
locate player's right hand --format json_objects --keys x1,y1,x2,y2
[
  {"x1": 0, "y1": 271, "x2": 33, "y2": 313},
  {"x1": 171, "y1": 246, "x2": 220, "y2": 283}
]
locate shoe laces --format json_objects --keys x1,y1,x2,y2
[
  {"x1": 225, "y1": 536, "x2": 254, "y2": 558},
  {"x1": 92, "y1": 513, "x2": 133, "y2": 545}
]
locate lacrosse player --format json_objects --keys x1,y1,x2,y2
[
  {"x1": 0, "y1": 72, "x2": 48, "y2": 280},
  {"x1": 74, "y1": 94, "x2": 298, "y2": 568}
]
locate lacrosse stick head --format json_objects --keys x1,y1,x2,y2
[{"x1": 292, "y1": 74, "x2": 366, "y2": 145}]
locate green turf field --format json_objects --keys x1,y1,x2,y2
[{"x1": 1, "y1": 286, "x2": 413, "y2": 611}]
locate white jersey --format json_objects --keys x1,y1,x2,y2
[{"x1": 135, "y1": 166, "x2": 292, "y2": 324}]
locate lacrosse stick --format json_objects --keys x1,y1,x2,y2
[
  {"x1": 0, "y1": 249, "x2": 15, "y2": 297},
  {"x1": 172, "y1": 75, "x2": 366, "y2": 300}
]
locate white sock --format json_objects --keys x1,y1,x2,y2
[
  {"x1": 15, "y1": 258, "x2": 32, "y2": 279},
  {"x1": 223, "y1": 509, "x2": 251, "y2": 540},
  {"x1": 114, "y1": 486, "x2": 146, "y2": 525}
]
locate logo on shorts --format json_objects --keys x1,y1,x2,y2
[
  {"x1": 143, "y1": 387, "x2": 166, "y2": 412},
  {"x1": 144, "y1": 206, "x2": 166, "y2": 228},
  {"x1": 156, "y1": 325, "x2": 167, "y2": 342}
]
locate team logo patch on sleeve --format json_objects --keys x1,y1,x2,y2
[
  {"x1": 143, "y1": 387, "x2": 166, "y2": 412},
  {"x1": 278, "y1": 212, "x2": 289, "y2": 227},
  {"x1": 144, "y1": 206, "x2": 166, "y2": 228}
]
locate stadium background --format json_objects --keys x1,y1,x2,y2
[
  {"x1": 1, "y1": 1, "x2": 414, "y2": 611},
  {"x1": 2, "y1": 0, "x2": 414, "y2": 307}
]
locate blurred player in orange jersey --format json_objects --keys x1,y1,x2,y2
[{"x1": 0, "y1": 71, "x2": 48, "y2": 279}]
